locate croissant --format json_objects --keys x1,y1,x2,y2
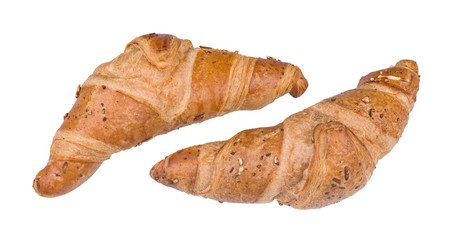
[
  {"x1": 33, "y1": 33, "x2": 308, "y2": 197},
  {"x1": 150, "y1": 60, "x2": 419, "y2": 209}
]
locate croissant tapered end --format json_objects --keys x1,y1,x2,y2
[
  {"x1": 396, "y1": 59, "x2": 418, "y2": 74},
  {"x1": 151, "y1": 142, "x2": 224, "y2": 195},
  {"x1": 150, "y1": 147, "x2": 200, "y2": 194},
  {"x1": 289, "y1": 68, "x2": 308, "y2": 98},
  {"x1": 33, "y1": 160, "x2": 101, "y2": 197},
  {"x1": 358, "y1": 59, "x2": 419, "y2": 109}
]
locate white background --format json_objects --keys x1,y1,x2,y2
[{"x1": 1, "y1": 0, "x2": 453, "y2": 239}]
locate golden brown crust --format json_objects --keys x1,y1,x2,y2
[
  {"x1": 34, "y1": 161, "x2": 101, "y2": 198},
  {"x1": 209, "y1": 126, "x2": 285, "y2": 203},
  {"x1": 150, "y1": 60, "x2": 419, "y2": 209},
  {"x1": 288, "y1": 121, "x2": 375, "y2": 209},
  {"x1": 34, "y1": 33, "x2": 308, "y2": 197}
]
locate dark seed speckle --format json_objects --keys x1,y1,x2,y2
[
  {"x1": 344, "y1": 166, "x2": 350, "y2": 180},
  {"x1": 333, "y1": 178, "x2": 341, "y2": 184}
]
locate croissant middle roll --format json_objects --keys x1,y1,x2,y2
[
  {"x1": 33, "y1": 33, "x2": 308, "y2": 197},
  {"x1": 150, "y1": 60, "x2": 419, "y2": 209}
]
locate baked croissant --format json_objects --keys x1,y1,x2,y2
[
  {"x1": 150, "y1": 60, "x2": 419, "y2": 209},
  {"x1": 33, "y1": 33, "x2": 308, "y2": 197}
]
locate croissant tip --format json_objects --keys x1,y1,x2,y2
[
  {"x1": 33, "y1": 176, "x2": 44, "y2": 196},
  {"x1": 290, "y1": 68, "x2": 309, "y2": 98},
  {"x1": 149, "y1": 160, "x2": 164, "y2": 180},
  {"x1": 33, "y1": 160, "x2": 102, "y2": 197},
  {"x1": 396, "y1": 59, "x2": 418, "y2": 74},
  {"x1": 33, "y1": 172, "x2": 61, "y2": 198}
]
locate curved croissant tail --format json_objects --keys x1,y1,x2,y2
[
  {"x1": 150, "y1": 60, "x2": 420, "y2": 209},
  {"x1": 357, "y1": 59, "x2": 419, "y2": 111},
  {"x1": 34, "y1": 161, "x2": 101, "y2": 197},
  {"x1": 289, "y1": 68, "x2": 308, "y2": 98},
  {"x1": 150, "y1": 142, "x2": 224, "y2": 195},
  {"x1": 151, "y1": 125, "x2": 288, "y2": 204},
  {"x1": 396, "y1": 59, "x2": 418, "y2": 74},
  {"x1": 239, "y1": 58, "x2": 308, "y2": 107},
  {"x1": 34, "y1": 86, "x2": 152, "y2": 197},
  {"x1": 34, "y1": 33, "x2": 307, "y2": 197}
]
